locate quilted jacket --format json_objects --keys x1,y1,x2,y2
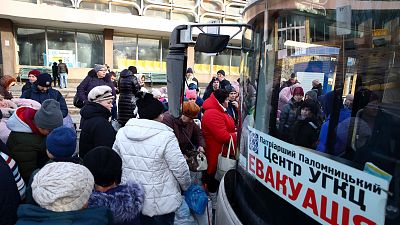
[{"x1": 113, "y1": 118, "x2": 191, "y2": 217}]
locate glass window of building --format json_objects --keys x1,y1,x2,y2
[
  {"x1": 144, "y1": 9, "x2": 170, "y2": 20},
  {"x1": 110, "y1": 3, "x2": 139, "y2": 15},
  {"x1": 137, "y1": 38, "x2": 161, "y2": 72},
  {"x1": 79, "y1": 2, "x2": 109, "y2": 12},
  {"x1": 47, "y1": 29, "x2": 76, "y2": 67},
  {"x1": 161, "y1": 38, "x2": 169, "y2": 73},
  {"x1": 194, "y1": 51, "x2": 211, "y2": 76},
  {"x1": 42, "y1": 0, "x2": 72, "y2": 7},
  {"x1": 113, "y1": 36, "x2": 137, "y2": 70},
  {"x1": 16, "y1": 28, "x2": 46, "y2": 66},
  {"x1": 171, "y1": 11, "x2": 195, "y2": 22},
  {"x1": 77, "y1": 32, "x2": 104, "y2": 68},
  {"x1": 14, "y1": 0, "x2": 36, "y2": 3},
  {"x1": 213, "y1": 48, "x2": 230, "y2": 75}
]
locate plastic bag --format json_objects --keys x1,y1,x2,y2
[
  {"x1": 184, "y1": 184, "x2": 208, "y2": 215},
  {"x1": 174, "y1": 195, "x2": 197, "y2": 225},
  {"x1": 192, "y1": 197, "x2": 212, "y2": 225}
]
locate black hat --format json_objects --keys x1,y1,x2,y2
[
  {"x1": 83, "y1": 146, "x2": 122, "y2": 187},
  {"x1": 217, "y1": 70, "x2": 225, "y2": 76},
  {"x1": 36, "y1": 73, "x2": 52, "y2": 87},
  {"x1": 186, "y1": 68, "x2": 194, "y2": 74},
  {"x1": 301, "y1": 99, "x2": 319, "y2": 116},
  {"x1": 136, "y1": 92, "x2": 164, "y2": 120}
]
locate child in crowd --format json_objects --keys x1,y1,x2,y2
[
  {"x1": 16, "y1": 162, "x2": 113, "y2": 225},
  {"x1": 84, "y1": 146, "x2": 144, "y2": 225},
  {"x1": 6, "y1": 99, "x2": 64, "y2": 182}
]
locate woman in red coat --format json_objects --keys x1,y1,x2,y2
[{"x1": 201, "y1": 89, "x2": 237, "y2": 208}]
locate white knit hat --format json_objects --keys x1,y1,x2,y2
[
  {"x1": 32, "y1": 162, "x2": 94, "y2": 212},
  {"x1": 88, "y1": 85, "x2": 114, "y2": 103}
]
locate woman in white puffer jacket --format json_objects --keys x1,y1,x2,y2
[{"x1": 113, "y1": 92, "x2": 191, "y2": 225}]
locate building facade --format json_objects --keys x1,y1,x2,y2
[{"x1": 0, "y1": 0, "x2": 247, "y2": 82}]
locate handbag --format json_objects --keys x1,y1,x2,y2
[
  {"x1": 182, "y1": 130, "x2": 208, "y2": 172},
  {"x1": 73, "y1": 94, "x2": 84, "y2": 108},
  {"x1": 215, "y1": 135, "x2": 236, "y2": 181}
]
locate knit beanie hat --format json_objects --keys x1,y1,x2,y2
[
  {"x1": 94, "y1": 64, "x2": 106, "y2": 73},
  {"x1": 301, "y1": 99, "x2": 319, "y2": 116},
  {"x1": 186, "y1": 68, "x2": 194, "y2": 74},
  {"x1": 46, "y1": 126, "x2": 77, "y2": 158},
  {"x1": 136, "y1": 92, "x2": 164, "y2": 120},
  {"x1": 182, "y1": 101, "x2": 200, "y2": 119},
  {"x1": 83, "y1": 146, "x2": 122, "y2": 187},
  {"x1": 36, "y1": 73, "x2": 52, "y2": 87},
  {"x1": 34, "y1": 99, "x2": 63, "y2": 130},
  {"x1": 305, "y1": 90, "x2": 317, "y2": 101},
  {"x1": 152, "y1": 88, "x2": 162, "y2": 99},
  {"x1": 292, "y1": 86, "x2": 304, "y2": 96},
  {"x1": 32, "y1": 162, "x2": 94, "y2": 212},
  {"x1": 188, "y1": 83, "x2": 198, "y2": 91},
  {"x1": 88, "y1": 85, "x2": 114, "y2": 103},
  {"x1": 186, "y1": 90, "x2": 197, "y2": 99},
  {"x1": 28, "y1": 70, "x2": 41, "y2": 77},
  {"x1": 217, "y1": 69, "x2": 225, "y2": 76}
]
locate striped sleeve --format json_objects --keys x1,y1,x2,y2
[{"x1": 0, "y1": 152, "x2": 26, "y2": 200}]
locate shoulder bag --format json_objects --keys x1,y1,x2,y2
[{"x1": 215, "y1": 135, "x2": 236, "y2": 181}]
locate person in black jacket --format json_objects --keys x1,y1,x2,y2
[
  {"x1": 216, "y1": 69, "x2": 231, "y2": 90},
  {"x1": 0, "y1": 150, "x2": 21, "y2": 225},
  {"x1": 117, "y1": 69, "x2": 141, "y2": 126},
  {"x1": 311, "y1": 79, "x2": 323, "y2": 97},
  {"x1": 291, "y1": 99, "x2": 321, "y2": 149},
  {"x1": 79, "y1": 85, "x2": 116, "y2": 158}
]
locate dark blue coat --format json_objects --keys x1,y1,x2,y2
[
  {"x1": 76, "y1": 69, "x2": 116, "y2": 104},
  {"x1": 0, "y1": 154, "x2": 20, "y2": 225},
  {"x1": 20, "y1": 85, "x2": 68, "y2": 118},
  {"x1": 16, "y1": 204, "x2": 113, "y2": 225}
]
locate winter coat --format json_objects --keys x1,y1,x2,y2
[
  {"x1": 20, "y1": 85, "x2": 68, "y2": 118},
  {"x1": 117, "y1": 72, "x2": 140, "y2": 126},
  {"x1": 21, "y1": 82, "x2": 33, "y2": 93},
  {"x1": 76, "y1": 69, "x2": 116, "y2": 104},
  {"x1": 79, "y1": 102, "x2": 116, "y2": 158},
  {"x1": 15, "y1": 204, "x2": 113, "y2": 225},
  {"x1": 88, "y1": 182, "x2": 144, "y2": 225},
  {"x1": 278, "y1": 86, "x2": 292, "y2": 113},
  {"x1": 202, "y1": 93, "x2": 237, "y2": 175},
  {"x1": 279, "y1": 98, "x2": 303, "y2": 142},
  {"x1": 6, "y1": 107, "x2": 47, "y2": 183},
  {"x1": 0, "y1": 86, "x2": 13, "y2": 100},
  {"x1": 291, "y1": 117, "x2": 320, "y2": 149},
  {"x1": 317, "y1": 107, "x2": 351, "y2": 155},
  {"x1": 226, "y1": 101, "x2": 239, "y2": 125},
  {"x1": 219, "y1": 79, "x2": 231, "y2": 90},
  {"x1": 113, "y1": 118, "x2": 191, "y2": 217},
  {"x1": 312, "y1": 83, "x2": 323, "y2": 96},
  {"x1": 162, "y1": 112, "x2": 205, "y2": 153},
  {"x1": 0, "y1": 155, "x2": 21, "y2": 225}
]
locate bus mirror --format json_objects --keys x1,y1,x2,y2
[{"x1": 194, "y1": 33, "x2": 230, "y2": 53}]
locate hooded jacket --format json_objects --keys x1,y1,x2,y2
[
  {"x1": 6, "y1": 107, "x2": 47, "y2": 183},
  {"x1": 88, "y1": 182, "x2": 144, "y2": 225},
  {"x1": 279, "y1": 98, "x2": 303, "y2": 139},
  {"x1": 291, "y1": 116, "x2": 321, "y2": 149},
  {"x1": 113, "y1": 118, "x2": 191, "y2": 216},
  {"x1": 79, "y1": 102, "x2": 116, "y2": 158},
  {"x1": 15, "y1": 204, "x2": 112, "y2": 225},
  {"x1": 117, "y1": 72, "x2": 141, "y2": 126},
  {"x1": 20, "y1": 85, "x2": 68, "y2": 118},
  {"x1": 201, "y1": 93, "x2": 237, "y2": 175}
]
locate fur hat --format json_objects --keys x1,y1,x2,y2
[
  {"x1": 136, "y1": 92, "x2": 164, "y2": 120},
  {"x1": 46, "y1": 126, "x2": 77, "y2": 158},
  {"x1": 217, "y1": 70, "x2": 225, "y2": 76},
  {"x1": 0, "y1": 75, "x2": 17, "y2": 89},
  {"x1": 182, "y1": 101, "x2": 200, "y2": 119},
  {"x1": 94, "y1": 65, "x2": 106, "y2": 73},
  {"x1": 34, "y1": 99, "x2": 63, "y2": 130},
  {"x1": 186, "y1": 90, "x2": 197, "y2": 99},
  {"x1": 32, "y1": 162, "x2": 94, "y2": 212},
  {"x1": 88, "y1": 85, "x2": 114, "y2": 103},
  {"x1": 28, "y1": 70, "x2": 41, "y2": 77},
  {"x1": 292, "y1": 86, "x2": 304, "y2": 96},
  {"x1": 83, "y1": 146, "x2": 122, "y2": 187},
  {"x1": 36, "y1": 73, "x2": 52, "y2": 87}
]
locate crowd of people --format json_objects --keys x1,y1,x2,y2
[{"x1": 0, "y1": 65, "x2": 241, "y2": 225}]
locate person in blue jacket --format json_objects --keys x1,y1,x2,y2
[{"x1": 21, "y1": 73, "x2": 68, "y2": 118}]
